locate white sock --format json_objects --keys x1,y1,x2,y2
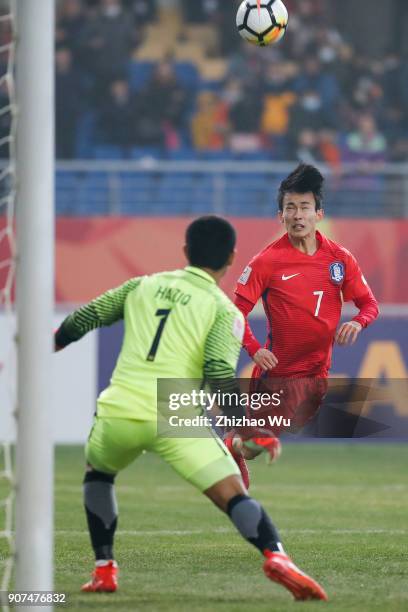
[{"x1": 95, "y1": 559, "x2": 115, "y2": 567}]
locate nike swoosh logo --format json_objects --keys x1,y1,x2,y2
[{"x1": 282, "y1": 273, "x2": 300, "y2": 281}]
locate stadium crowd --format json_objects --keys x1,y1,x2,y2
[{"x1": 51, "y1": 0, "x2": 408, "y2": 162}]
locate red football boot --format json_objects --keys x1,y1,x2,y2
[
  {"x1": 263, "y1": 551, "x2": 328, "y2": 601},
  {"x1": 224, "y1": 435, "x2": 250, "y2": 489},
  {"x1": 81, "y1": 560, "x2": 118, "y2": 593}
]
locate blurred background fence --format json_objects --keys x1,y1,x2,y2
[{"x1": 55, "y1": 161, "x2": 408, "y2": 217}]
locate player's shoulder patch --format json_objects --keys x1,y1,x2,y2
[
  {"x1": 329, "y1": 261, "x2": 345, "y2": 284},
  {"x1": 238, "y1": 265, "x2": 252, "y2": 285}
]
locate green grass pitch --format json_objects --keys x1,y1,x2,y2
[{"x1": 2, "y1": 443, "x2": 408, "y2": 610}]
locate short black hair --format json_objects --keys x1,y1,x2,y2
[
  {"x1": 186, "y1": 216, "x2": 236, "y2": 271},
  {"x1": 278, "y1": 164, "x2": 324, "y2": 211}
]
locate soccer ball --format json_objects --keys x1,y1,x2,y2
[{"x1": 236, "y1": 0, "x2": 288, "y2": 47}]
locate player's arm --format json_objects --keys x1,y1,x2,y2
[
  {"x1": 234, "y1": 295, "x2": 278, "y2": 371},
  {"x1": 336, "y1": 254, "x2": 379, "y2": 346},
  {"x1": 234, "y1": 259, "x2": 278, "y2": 371},
  {"x1": 54, "y1": 277, "x2": 143, "y2": 351}
]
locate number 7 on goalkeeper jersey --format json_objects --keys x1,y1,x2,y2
[{"x1": 56, "y1": 265, "x2": 245, "y2": 422}]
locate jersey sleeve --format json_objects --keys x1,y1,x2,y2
[
  {"x1": 234, "y1": 294, "x2": 262, "y2": 357},
  {"x1": 341, "y1": 252, "x2": 379, "y2": 328},
  {"x1": 203, "y1": 305, "x2": 244, "y2": 379},
  {"x1": 342, "y1": 252, "x2": 374, "y2": 302},
  {"x1": 234, "y1": 254, "x2": 268, "y2": 305},
  {"x1": 352, "y1": 293, "x2": 379, "y2": 328},
  {"x1": 55, "y1": 277, "x2": 143, "y2": 349}
]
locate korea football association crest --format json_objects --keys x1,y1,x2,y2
[{"x1": 329, "y1": 262, "x2": 345, "y2": 284}]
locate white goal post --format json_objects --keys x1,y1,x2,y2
[{"x1": 14, "y1": 0, "x2": 55, "y2": 602}]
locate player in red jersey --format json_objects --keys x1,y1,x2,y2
[{"x1": 228, "y1": 164, "x2": 379, "y2": 470}]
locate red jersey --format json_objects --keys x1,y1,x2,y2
[{"x1": 235, "y1": 231, "x2": 379, "y2": 378}]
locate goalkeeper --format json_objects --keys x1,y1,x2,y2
[{"x1": 55, "y1": 216, "x2": 327, "y2": 601}]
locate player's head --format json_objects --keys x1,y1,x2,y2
[
  {"x1": 278, "y1": 164, "x2": 324, "y2": 238},
  {"x1": 184, "y1": 216, "x2": 236, "y2": 274}
]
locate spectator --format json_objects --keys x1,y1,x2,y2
[
  {"x1": 228, "y1": 41, "x2": 266, "y2": 85},
  {"x1": 56, "y1": 0, "x2": 86, "y2": 64},
  {"x1": 125, "y1": 0, "x2": 156, "y2": 24},
  {"x1": 285, "y1": 0, "x2": 325, "y2": 59},
  {"x1": 51, "y1": 0, "x2": 408, "y2": 163},
  {"x1": 342, "y1": 113, "x2": 387, "y2": 209},
  {"x1": 388, "y1": 136, "x2": 408, "y2": 162},
  {"x1": 191, "y1": 92, "x2": 229, "y2": 151},
  {"x1": 288, "y1": 89, "x2": 333, "y2": 154},
  {"x1": 314, "y1": 27, "x2": 344, "y2": 68},
  {"x1": 206, "y1": 0, "x2": 241, "y2": 56},
  {"x1": 228, "y1": 83, "x2": 263, "y2": 153},
  {"x1": 261, "y1": 63, "x2": 297, "y2": 139},
  {"x1": 339, "y1": 54, "x2": 378, "y2": 124},
  {"x1": 221, "y1": 78, "x2": 245, "y2": 107},
  {"x1": 294, "y1": 54, "x2": 340, "y2": 111},
  {"x1": 293, "y1": 128, "x2": 322, "y2": 164},
  {"x1": 228, "y1": 82, "x2": 263, "y2": 133},
  {"x1": 97, "y1": 79, "x2": 137, "y2": 148},
  {"x1": 181, "y1": 0, "x2": 206, "y2": 23},
  {"x1": 381, "y1": 52, "x2": 405, "y2": 110},
  {"x1": 343, "y1": 113, "x2": 387, "y2": 164},
  {"x1": 288, "y1": 126, "x2": 342, "y2": 168},
  {"x1": 318, "y1": 128, "x2": 342, "y2": 168},
  {"x1": 379, "y1": 52, "x2": 408, "y2": 148},
  {"x1": 134, "y1": 61, "x2": 188, "y2": 148},
  {"x1": 380, "y1": 105, "x2": 405, "y2": 154},
  {"x1": 77, "y1": 0, "x2": 136, "y2": 99},
  {"x1": 350, "y1": 75, "x2": 385, "y2": 122},
  {"x1": 55, "y1": 47, "x2": 84, "y2": 159}
]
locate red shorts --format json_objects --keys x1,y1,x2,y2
[{"x1": 248, "y1": 369, "x2": 328, "y2": 435}]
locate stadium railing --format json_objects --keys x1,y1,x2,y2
[{"x1": 50, "y1": 161, "x2": 408, "y2": 217}]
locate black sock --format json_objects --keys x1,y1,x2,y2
[
  {"x1": 83, "y1": 470, "x2": 118, "y2": 561},
  {"x1": 227, "y1": 494, "x2": 283, "y2": 554}
]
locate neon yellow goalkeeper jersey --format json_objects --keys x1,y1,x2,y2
[{"x1": 56, "y1": 267, "x2": 245, "y2": 420}]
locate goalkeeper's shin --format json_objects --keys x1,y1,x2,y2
[{"x1": 83, "y1": 469, "x2": 118, "y2": 561}]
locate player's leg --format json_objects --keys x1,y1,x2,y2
[
  {"x1": 222, "y1": 376, "x2": 282, "y2": 487},
  {"x1": 233, "y1": 377, "x2": 328, "y2": 462},
  {"x1": 81, "y1": 417, "x2": 155, "y2": 592},
  {"x1": 82, "y1": 465, "x2": 119, "y2": 592},
  {"x1": 240, "y1": 373, "x2": 283, "y2": 464},
  {"x1": 290, "y1": 377, "x2": 328, "y2": 429},
  {"x1": 204, "y1": 474, "x2": 327, "y2": 601},
  {"x1": 223, "y1": 431, "x2": 251, "y2": 489},
  {"x1": 154, "y1": 434, "x2": 327, "y2": 601},
  {"x1": 204, "y1": 473, "x2": 282, "y2": 550}
]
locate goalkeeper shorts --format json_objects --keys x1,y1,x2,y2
[{"x1": 85, "y1": 416, "x2": 239, "y2": 492}]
